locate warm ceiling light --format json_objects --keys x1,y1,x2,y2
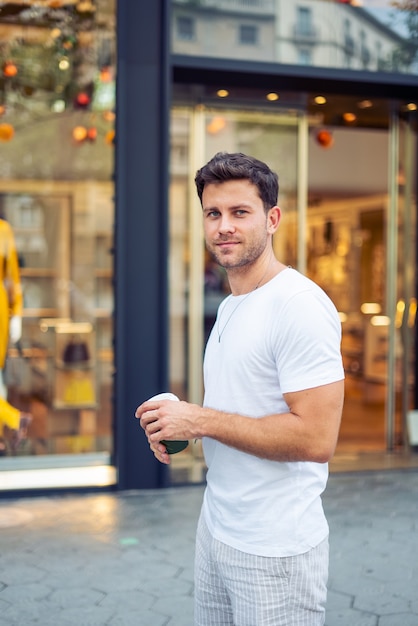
[
  {"x1": 343, "y1": 112, "x2": 356, "y2": 123},
  {"x1": 358, "y1": 99, "x2": 372, "y2": 109},
  {"x1": 361, "y1": 302, "x2": 381, "y2": 315},
  {"x1": 216, "y1": 89, "x2": 229, "y2": 98},
  {"x1": 371, "y1": 315, "x2": 390, "y2": 327},
  {"x1": 406, "y1": 103, "x2": 417, "y2": 111},
  {"x1": 314, "y1": 96, "x2": 326, "y2": 105},
  {"x1": 266, "y1": 92, "x2": 279, "y2": 102}
]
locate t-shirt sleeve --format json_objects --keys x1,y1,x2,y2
[{"x1": 272, "y1": 288, "x2": 345, "y2": 393}]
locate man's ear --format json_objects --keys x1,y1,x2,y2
[{"x1": 268, "y1": 206, "x2": 281, "y2": 233}]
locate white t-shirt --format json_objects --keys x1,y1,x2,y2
[{"x1": 202, "y1": 267, "x2": 345, "y2": 557}]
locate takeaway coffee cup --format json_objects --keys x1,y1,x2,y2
[{"x1": 147, "y1": 392, "x2": 189, "y2": 454}]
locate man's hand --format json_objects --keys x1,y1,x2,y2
[{"x1": 135, "y1": 398, "x2": 203, "y2": 463}]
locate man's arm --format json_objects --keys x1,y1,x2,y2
[{"x1": 136, "y1": 379, "x2": 344, "y2": 464}]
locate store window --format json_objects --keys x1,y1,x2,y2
[
  {"x1": 169, "y1": 91, "x2": 417, "y2": 476},
  {"x1": 0, "y1": 1, "x2": 116, "y2": 488}
]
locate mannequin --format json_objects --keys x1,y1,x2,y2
[{"x1": 0, "y1": 213, "x2": 31, "y2": 450}]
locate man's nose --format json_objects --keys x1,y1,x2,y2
[{"x1": 218, "y1": 215, "x2": 235, "y2": 234}]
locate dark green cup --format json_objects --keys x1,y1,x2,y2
[{"x1": 161, "y1": 440, "x2": 189, "y2": 454}]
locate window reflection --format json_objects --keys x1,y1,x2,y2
[{"x1": 171, "y1": 0, "x2": 418, "y2": 76}]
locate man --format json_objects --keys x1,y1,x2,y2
[{"x1": 136, "y1": 152, "x2": 345, "y2": 625}]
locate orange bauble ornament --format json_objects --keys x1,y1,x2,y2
[
  {"x1": 72, "y1": 126, "x2": 88, "y2": 142},
  {"x1": 87, "y1": 127, "x2": 97, "y2": 141},
  {"x1": 0, "y1": 123, "x2": 15, "y2": 141},
  {"x1": 75, "y1": 92, "x2": 90, "y2": 108},
  {"x1": 3, "y1": 61, "x2": 18, "y2": 78},
  {"x1": 105, "y1": 129, "x2": 115, "y2": 145},
  {"x1": 316, "y1": 129, "x2": 334, "y2": 148},
  {"x1": 100, "y1": 67, "x2": 112, "y2": 82}
]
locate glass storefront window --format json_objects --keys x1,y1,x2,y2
[
  {"x1": 0, "y1": 1, "x2": 116, "y2": 487},
  {"x1": 171, "y1": 0, "x2": 418, "y2": 77},
  {"x1": 170, "y1": 90, "x2": 417, "y2": 480}
]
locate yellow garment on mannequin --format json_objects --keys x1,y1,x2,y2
[
  {"x1": 0, "y1": 396, "x2": 20, "y2": 431},
  {"x1": 0, "y1": 219, "x2": 23, "y2": 369}
]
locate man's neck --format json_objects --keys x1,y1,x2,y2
[{"x1": 227, "y1": 258, "x2": 287, "y2": 296}]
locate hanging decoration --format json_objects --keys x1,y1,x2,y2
[
  {"x1": 75, "y1": 92, "x2": 91, "y2": 108},
  {"x1": 86, "y1": 126, "x2": 97, "y2": 141},
  {"x1": 0, "y1": 123, "x2": 15, "y2": 141},
  {"x1": 0, "y1": 0, "x2": 116, "y2": 145},
  {"x1": 72, "y1": 125, "x2": 88, "y2": 142},
  {"x1": 316, "y1": 129, "x2": 334, "y2": 148},
  {"x1": 2, "y1": 61, "x2": 18, "y2": 78},
  {"x1": 72, "y1": 125, "x2": 106, "y2": 144}
]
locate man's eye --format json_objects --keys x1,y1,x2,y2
[
  {"x1": 235, "y1": 210, "x2": 247, "y2": 216},
  {"x1": 207, "y1": 211, "x2": 220, "y2": 218}
]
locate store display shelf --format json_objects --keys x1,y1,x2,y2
[
  {"x1": 94, "y1": 308, "x2": 113, "y2": 317},
  {"x1": 53, "y1": 401, "x2": 98, "y2": 410},
  {"x1": 23, "y1": 308, "x2": 59, "y2": 318},
  {"x1": 20, "y1": 268, "x2": 57, "y2": 277},
  {"x1": 55, "y1": 361, "x2": 93, "y2": 371},
  {"x1": 94, "y1": 268, "x2": 112, "y2": 278}
]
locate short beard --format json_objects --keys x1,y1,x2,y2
[{"x1": 207, "y1": 237, "x2": 268, "y2": 270}]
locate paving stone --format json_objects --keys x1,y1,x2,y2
[
  {"x1": 354, "y1": 590, "x2": 410, "y2": 615},
  {"x1": 325, "y1": 607, "x2": 378, "y2": 626},
  {"x1": 0, "y1": 470, "x2": 418, "y2": 624},
  {"x1": 379, "y1": 614, "x2": 418, "y2": 626}
]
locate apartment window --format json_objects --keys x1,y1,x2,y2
[
  {"x1": 239, "y1": 24, "x2": 258, "y2": 45},
  {"x1": 297, "y1": 6, "x2": 312, "y2": 36},
  {"x1": 376, "y1": 40, "x2": 385, "y2": 70},
  {"x1": 360, "y1": 30, "x2": 371, "y2": 68},
  {"x1": 176, "y1": 16, "x2": 195, "y2": 41},
  {"x1": 298, "y1": 48, "x2": 312, "y2": 65},
  {"x1": 343, "y1": 18, "x2": 355, "y2": 65}
]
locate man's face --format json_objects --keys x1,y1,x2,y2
[{"x1": 202, "y1": 179, "x2": 275, "y2": 270}]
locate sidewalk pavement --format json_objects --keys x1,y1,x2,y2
[{"x1": 0, "y1": 469, "x2": 418, "y2": 626}]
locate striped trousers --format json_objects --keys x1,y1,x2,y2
[{"x1": 194, "y1": 514, "x2": 328, "y2": 626}]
